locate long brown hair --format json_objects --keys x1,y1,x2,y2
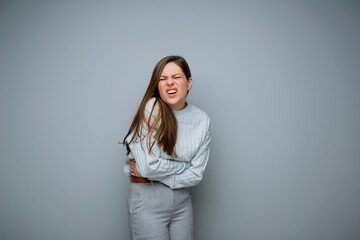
[{"x1": 123, "y1": 55, "x2": 192, "y2": 157}]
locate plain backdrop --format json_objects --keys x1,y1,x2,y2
[{"x1": 1, "y1": 0, "x2": 359, "y2": 239}]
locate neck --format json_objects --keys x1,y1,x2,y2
[{"x1": 173, "y1": 102, "x2": 187, "y2": 111}]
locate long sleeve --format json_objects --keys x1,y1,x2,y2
[
  {"x1": 125, "y1": 98, "x2": 188, "y2": 179},
  {"x1": 123, "y1": 99, "x2": 211, "y2": 188},
  {"x1": 160, "y1": 123, "x2": 211, "y2": 189},
  {"x1": 128, "y1": 135, "x2": 189, "y2": 179}
]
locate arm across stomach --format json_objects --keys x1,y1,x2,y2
[
  {"x1": 160, "y1": 127, "x2": 211, "y2": 189},
  {"x1": 128, "y1": 137, "x2": 189, "y2": 180}
]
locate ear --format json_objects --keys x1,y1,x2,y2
[{"x1": 187, "y1": 77, "x2": 193, "y2": 91}]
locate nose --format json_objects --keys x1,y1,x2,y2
[{"x1": 166, "y1": 77, "x2": 174, "y2": 85}]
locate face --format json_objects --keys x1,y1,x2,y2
[{"x1": 158, "y1": 62, "x2": 192, "y2": 111}]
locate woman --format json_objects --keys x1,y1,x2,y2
[{"x1": 123, "y1": 55, "x2": 211, "y2": 240}]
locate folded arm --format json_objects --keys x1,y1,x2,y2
[
  {"x1": 125, "y1": 98, "x2": 189, "y2": 179},
  {"x1": 127, "y1": 136, "x2": 189, "y2": 179},
  {"x1": 160, "y1": 127, "x2": 211, "y2": 189}
]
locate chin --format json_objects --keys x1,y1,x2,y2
[
  {"x1": 167, "y1": 99, "x2": 179, "y2": 104},
  {"x1": 161, "y1": 94, "x2": 185, "y2": 109}
]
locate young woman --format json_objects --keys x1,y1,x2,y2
[{"x1": 123, "y1": 55, "x2": 211, "y2": 240}]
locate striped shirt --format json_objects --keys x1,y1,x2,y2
[{"x1": 124, "y1": 97, "x2": 211, "y2": 189}]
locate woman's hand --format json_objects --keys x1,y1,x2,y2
[{"x1": 130, "y1": 159, "x2": 142, "y2": 177}]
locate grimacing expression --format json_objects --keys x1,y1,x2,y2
[{"x1": 157, "y1": 62, "x2": 192, "y2": 111}]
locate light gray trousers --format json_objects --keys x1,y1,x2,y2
[{"x1": 127, "y1": 181, "x2": 193, "y2": 240}]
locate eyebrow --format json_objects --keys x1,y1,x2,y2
[{"x1": 160, "y1": 73, "x2": 183, "y2": 77}]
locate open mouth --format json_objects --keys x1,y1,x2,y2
[{"x1": 167, "y1": 90, "x2": 177, "y2": 95}]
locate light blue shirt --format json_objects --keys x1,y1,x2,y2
[{"x1": 124, "y1": 98, "x2": 211, "y2": 189}]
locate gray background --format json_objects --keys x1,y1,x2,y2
[{"x1": 1, "y1": 0, "x2": 359, "y2": 239}]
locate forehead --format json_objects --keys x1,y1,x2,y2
[{"x1": 161, "y1": 62, "x2": 183, "y2": 75}]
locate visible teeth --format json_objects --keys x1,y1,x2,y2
[{"x1": 167, "y1": 90, "x2": 177, "y2": 94}]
